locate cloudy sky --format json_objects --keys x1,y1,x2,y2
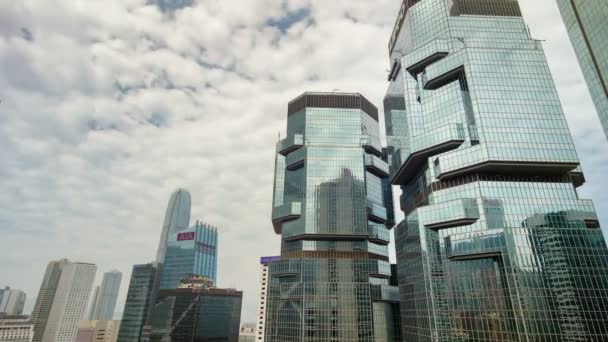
[{"x1": 0, "y1": 0, "x2": 606, "y2": 323}]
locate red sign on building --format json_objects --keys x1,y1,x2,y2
[{"x1": 177, "y1": 231, "x2": 195, "y2": 241}]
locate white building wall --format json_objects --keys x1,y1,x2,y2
[
  {"x1": 42, "y1": 262, "x2": 96, "y2": 342},
  {"x1": 255, "y1": 262, "x2": 270, "y2": 342}
]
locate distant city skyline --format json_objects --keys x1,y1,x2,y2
[{"x1": 0, "y1": 0, "x2": 607, "y2": 328}]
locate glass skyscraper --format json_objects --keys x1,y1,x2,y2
[
  {"x1": 89, "y1": 270, "x2": 122, "y2": 320},
  {"x1": 557, "y1": 0, "x2": 608, "y2": 139},
  {"x1": 265, "y1": 92, "x2": 401, "y2": 341},
  {"x1": 159, "y1": 221, "x2": 218, "y2": 289},
  {"x1": 156, "y1": 189, "x2": 191, "y2": 263},
  {"x1": 384, "y1": 0, "x2": 608, "y2": 340},
  {"x1": 117, "y1": 264, "x2": 159, "y2": 342},
  {"x1": 148, "y1": 279, "x2": 242, "y2": 342}
]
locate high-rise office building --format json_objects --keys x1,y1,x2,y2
[
  {"x1": 75, "y1": 320, "x2": 120, "y2": 342},
  {"x1": 0, "y1": 287, "x2": 26, "y2": 315},
  {"x1": 556, "y1": 0, "x2": 608, "y2": 139},
  {"x1": 30, "y1": 259, "x2": 70, "y2": 342},
  {"x1": 117, "y1": 263, "x2": 159, "y2": 342},
  {"x1": 89, "y1": 271, "x2": 122, "y2": 320},
  {"x1": 156, "y1": 189, "x2": 191, "y2": 263},
  {"x1": 159, "y1": 221, "x2": 218, "y2": 289},
  {"x1": 255, "y1": 256, "x2": 279, "y2": 342},
  {"x1": 384, "y1": 0, "x2": 608, "y2": 340},
  {"x1": 148, "y1": 276, "x2": 242, "y2": 342},
  {"x1": 40, "y1": 262, "x2": 96, "y2": 342},
  {"x1": 0, "y1": 315, "x2": 33, "y2": 342},
  {"x1": 266, "y1": 92, "x2": 401, "y2": 341}
]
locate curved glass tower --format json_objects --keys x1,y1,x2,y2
[
  {"x1": 384, "y1": 0, "x2": 608, "y2": 340},
  {"x1": 265, "y1": 92, "x2": 401, "y2": 341},
  {"x1": 156, "y1": 188, "x2": 191, "y2": 263}
]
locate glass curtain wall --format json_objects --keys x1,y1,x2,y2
[
  {"x1": 384, "y1": 0, "x2": 608, "y2": 341},
  {"x1": 266, "y1": 93, "x2": 401, "y2": 341}
]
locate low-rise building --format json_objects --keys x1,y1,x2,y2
[
  {"x1": 148, "y1": 275, "x2": 242, "y2": 342},
  {"x1": 238, "y1": 323, "x2": 255, "y2": 342},
  {"x1": 0, "y1": 315, "x2": 33, "y2": 342},
  {"x1": 75, "y1": 321, "x2": 120, "y2": 342}
]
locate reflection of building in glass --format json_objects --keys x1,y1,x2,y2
[
  {"x1": 557, "y1": 0, "x2": 608, "y2": 139},
  {"x1": 148, "y1": 276, "x2": 242, "y2": 342},
  {"x1": 384, "y1": 0, "x2": 608, "y2": 340},
  {"x1": 159, "y1": 221, "x2": 218, "y2": 289},
  {"x1": 117, "y1": 264, "x2": 159, "y2": 342},
  {"x1": 88, "y1": 271, "x2": 122, "y2": 321},
  {"x1": 267, "y1": 92, "x2": 400, "y2": 341}
]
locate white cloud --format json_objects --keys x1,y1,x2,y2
[{"x1": 0, "y1": 0, "x2": 606, "y2": 324}]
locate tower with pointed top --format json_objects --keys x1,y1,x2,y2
[{"x1": 156, "y1": 189, "x2": 192, "y2": 263}]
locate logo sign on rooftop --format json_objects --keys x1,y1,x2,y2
[{"x1": 177, "y1": 231, "x2": 195, "y2": 241}]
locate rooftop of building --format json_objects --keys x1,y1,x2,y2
[{"x1": 287, "y1": 92, "x2": 378, "y2": 121}]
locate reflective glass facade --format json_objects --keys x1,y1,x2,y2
[
  {"x1": 266, "y1": 93, "x2": 401, "y2": 341},
  {"x1": 117, "y1": 264, "x2": 158, "y2": 342},
  {"x1": 557, "y1": 0, "x2": 608, "y2": 139},
  {"x1": 149, "y1": 288, "x2": 242, "y2": 342},
  {"x1": 156, "y1": 189, "x2": 191, "y2": 263},
  {"x1": 384, "y1": 0, "x2": 608, "y2": 340},
  {"x1": 159, "y1": 222, "x2": 218, "y2": 289}
]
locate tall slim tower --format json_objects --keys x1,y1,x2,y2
[
  {"x1": 88, "y1": 270, "x2": 122, "y2": 320},
  {"x1": 41, "y1": 262, "x2": 97, "y2": 342},
  {"x1": 156, "y1": 189, "x2": 191, "y2": 263},
  {"x1": 30, "y1": 259, "x2": 70, "y2": 342},
  {"x1": 384, "y1": 0, "x2": 608, "y2": 340},
  {"x1": 117, "y1": 264, "x2": 159, "y2": 342},
  {"x1": 556, "y1": 0, "x2": 608, "y2": 139},
  {"x1": 266, "y1": 92, "x2": 400, "y2": 341}
]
